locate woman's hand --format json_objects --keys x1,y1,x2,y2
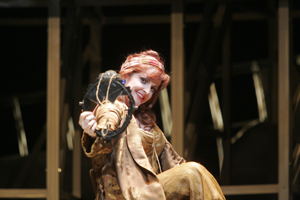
[{"x1": 79, "y1": 111, "x2": 97, "y2": 138}]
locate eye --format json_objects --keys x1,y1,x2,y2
[
  {"x1": 140, "y1": 77, "x2": 147, "y2": 84},
  {"x1": 151, "y1": 86, "x2": 157, "y2": 93}
]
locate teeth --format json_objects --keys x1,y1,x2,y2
[{"x1": 137, "y1": 92, "x2": 143, "y2": 99}]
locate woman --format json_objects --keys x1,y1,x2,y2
[{"x1": 79, "y1": 50, "x2": 225, "y2": 200}]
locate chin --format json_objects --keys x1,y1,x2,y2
[{"x1": 134, "y1": 99, "x2": 141, "y2": 107}]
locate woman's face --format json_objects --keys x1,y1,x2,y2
[{"x1": 124, "y1": 72, "x2": 161, "y2": 107}]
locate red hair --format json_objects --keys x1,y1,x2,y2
[{"x1": 119, "y1": 50, "x2": 170, "y2": 127}]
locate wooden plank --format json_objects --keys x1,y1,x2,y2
[
  {"x1": 1, "y1": 0, "x2": 298, "y2": 8},
  {"x1": 12, "y1": 97, "x2": 29, "y2": 157},
  {"x1": 278, "y1": 0, "x2": 290, "y2": 200},
  {"x1": 72, "y1": 50, "x2": 83, "y2": 199},
  {"x1": 59, "y1": 4, "x2": 82, "y2": 189},
  {"x1": 0, "y1": 0, "x2": 48, "y2": 7},
  {"x1": 0, "y1": 189, "x2": 47, "y2": 198},
  {"x1": 75, "y1": 0, "x2": 265, "y2": 6},
  {"x1": 171, "y1": 0, "x2": 184, "y2": 157},
  {"x1": 72, "y1": 14, "x2": 84, "y2": 197},
  {"x1": 73, "y1": 130, "x2": 82, "y2": 198},
  {"x1": 76, "y1": 0, "x2": 171, "y2": 6},
  {"x1": 185, "y1": 3, "x2": 231, "y2": 161},
  {"x1": 0, "y1": 18, "x2": 47, "y2": 26},
  {"x1": 0, "y1": 0, "x2": 266, "y2": 8},
  {"x1": 1, "y1": 11, "x2": 300, "y2": 26},
  {"x1": 184, "y1": 1, "x2": 215, "y2": 119},
  {"x1": 0, "y1": 14, "x2": 259, "y2": 26},
  {"x1": 88, "y1": 17, "x2": 102, "y2": 82},
  {"x1": 220, "y1": 28, "x2": 231, "y2": 184},
  {"x1": 268, "y1": 0, "x2": 278, "y2": 125},
  {"x1": 59, "y1": 4, "x2": 83, "y2": 197},
  {"x1": 0, "y1": 91, "x2": 46, "y2": 108},
  {"x1": 159, "y1": 88, "x2": 172, "y2": 138},
  {"x1": 221, "y1": 184, "x2": 278, "y2": 195},
  {"x1": 13, "y1": 125, "x2": 46, "y2": 188},
  {"x1": 47, "y1": 0, "x2": 60, "y2": 199},
  {"x1": 101, "y1": 15, "x2": 170, "y2": 25}
]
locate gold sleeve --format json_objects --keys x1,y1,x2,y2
[
  {"x1": 81, "y1": 132, "x2": 114, "y2": 158},
  {"x1": 81, "y1": 100, "x2": 127, "y2": 158}
]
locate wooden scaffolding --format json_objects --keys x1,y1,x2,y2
[{"x1": 0, "y1": 0, "x2": 297, "y2": 199}]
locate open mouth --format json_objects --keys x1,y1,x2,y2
[{"x1": 136, "y1": 92, "x2": 144, "y2": 101}]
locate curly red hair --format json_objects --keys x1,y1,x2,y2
[{"x1": 119, "y1": 50, "x2": 170, "y2": 127}]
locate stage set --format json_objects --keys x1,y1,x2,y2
[{"x1": 0, "y1": 0, "x2": 299, "y2": 199}]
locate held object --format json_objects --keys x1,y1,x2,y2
[{"x1": 79, "y1": 70, "x2": 135, "y2": 141}]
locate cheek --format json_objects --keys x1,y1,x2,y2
[
  {"x1": 125, "y1": 77, "x2": 140, "y2": 89},
  {"x1": 144, "y1": 93, "x2": 153, "y2": 102}
]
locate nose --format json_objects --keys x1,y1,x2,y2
[{"x1": 143, "y1": 84, "x2": 152, "y2": 95}]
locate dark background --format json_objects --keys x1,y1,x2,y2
[{"x1": 0, "y1": 1, "x2": 300, "y2": 199}]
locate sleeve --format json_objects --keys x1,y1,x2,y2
[
  {"x1": 81, "y1": 132, "x2": 114, "y2": 158},
  {"x1": 81, "y1": 100, "x2": 127, "y2": 158},
  {"x1": 159, "y1": 140, "x2": 186, "y2": 172},
  {"x1": 151, "y1": 124, "x2": 185, "y2": 171}
]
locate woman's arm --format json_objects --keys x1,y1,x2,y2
[
  {"x1": 81, "y1": 132, "x2": 114, "y2": 158},
  {"x1": 79, "y1": 111, "x2": 97, "y2": 138},
  {"x1": 79, "y1": 100, "x2": 127, "y2": 157},
  {"x1": 79, "y1": 110, "x2": 114, "y2": 158}
]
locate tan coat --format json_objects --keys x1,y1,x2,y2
[
  {"x1": 82, "y1": 117, "x2": 186, "y2": 200},
  {"x1": 81, "y1": 102, "x2": 225, "y2": 200}
]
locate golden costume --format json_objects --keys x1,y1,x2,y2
[{"x1": 81, "y1": 101, "x2": 225, "y2": 200}]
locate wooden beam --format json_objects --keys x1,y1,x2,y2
[
  {"x1": 59, "y1": 3, "x2": 83, "y2": 198},
  {"x1": 73, "y1": 130, "x2": 82, "y2": 198},
  {"x1": 75, "y1": 0, "x2": 266, "y2": 6},
  {"x1": 185, "y1": 3, "x2": 231, "y2": 161},
  {"x1": 100, "y1": 15, "x2": 170, "y2": 25},
  {"x1": 220, "y1": 28, "x2": 231, "y2": 184},
  {"x1": 72, "y1": 8, "x2": 84, "y2": 197},
  {"x1": 268, "y1": 0, "x2": 278, "y2": 125},
  {"x1": 185, "y1": 1, "x2": 215, "y2": 117},
  {"x1": 221, "y1": 184, "x2": 278, "y2": 195},
  {"x1": 72, "y1": 35, "x2": 83, "y2": 199},
  {"x1": 0, "y1": 18, "x2": 47, "y2": 26},
  {"x1": 0, "y1": 91, "x2": 46, "y2": 108},
  {"x1": 0, "y1": 0, "x2": 48, "y2": 7},
  {"x1": 76, "y1": 0, "x2": 170, "y2": 6},
  {"x1": 1, "y1": 10, "x2": 300, "y2": 26},
  {"x1": 0, "y1": 0, "x2": 296, "y2": 8},
  {"x1": 0, "y1": 0, "x2": 266, "y2": 7},
  {"x1": 278, "y1": 0, "x2": 290, "y2": 200},
  {"x1": 13, "y1": 125, "x2": 46, "y2": 188},
  {"x1": 88, "y1": 16, "x2": 103, "y2": 82},
  {"x1": 47, "y1": 0, "x2": 60, "y2": 200},
  {"x1": 171, "y1": 0, "x2": 184, "y2": 157},
  {"x1": 0, "y1": 189, "x2": 47, "y2": 198}
]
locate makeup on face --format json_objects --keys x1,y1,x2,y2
[{"x1": 124, "y1": 72, "x2": 161, "y2": 107}]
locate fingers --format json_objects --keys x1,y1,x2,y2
[
  {"x1": 85, "y1": 122, "x2": 97, "y2": 137},
  {"x1": 79, "y1": 111, "x2": 97, "y2": 138},
  {"x1": 82, "y1": 114, "x2": 95, "y2": 128},
  {"x1": 84, "y1": 117, "x2": 96, "y2": 132},
  {"x1": 79, "y1": 111, "x2": 93, "y2": 126},
  {"x1": 89, "y1": 122, "x2": 97, "y2": 138}
]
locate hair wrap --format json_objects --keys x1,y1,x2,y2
[{"x1": 120, "y1": 55, "x2": 164, "y2": 72}]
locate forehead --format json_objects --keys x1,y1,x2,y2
[{"x1": 135, "y1": 71, "x2": 161, "y2": 86}]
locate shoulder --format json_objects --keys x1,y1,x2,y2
[
  {"x1": 151, "y1": 124, "x2": 167, "y2": 140},
  {"x1": 151, "y1": 124, "x2": 163, "y2": 133}
]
